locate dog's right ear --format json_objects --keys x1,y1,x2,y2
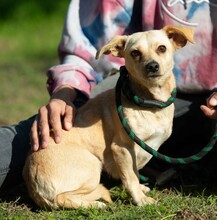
[{"x1": 95, "y1": 35, "x2": 128, "y2": 59}]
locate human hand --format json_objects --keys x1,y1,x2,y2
[
  {"x1": 200, "y1": 92, "x2": 217, "y2": 120},
  {"x1": 31, "y1": 86, "x2": 77, "y2": 151}
]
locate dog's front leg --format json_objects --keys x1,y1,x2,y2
[{"x1": 111, "y1": 142, "x2": 155, "y2": 206}]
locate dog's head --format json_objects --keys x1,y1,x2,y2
[{"x1": 96, "y1": 26, "x2": 194, "y2": 85}]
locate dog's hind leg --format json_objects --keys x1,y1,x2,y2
[{"x1": 54, "y1": 184, "x2": 112, "y2": 209}]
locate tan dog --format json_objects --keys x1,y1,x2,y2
[{"x1": 23, "y1": 26, "x2": 194, "y2": 209}]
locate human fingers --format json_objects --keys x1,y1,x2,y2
[
  {"x1": 200, "y1": 104, "x2": 217, "y2": 120},
  {"x1": 63, "y1": 103, "x2": 76, "y2": 130},
  {"x1": 30, "y1": 106, "x2": 50, "y2": 151},
  {"x1": 206, "y1": 92, "x2": 217, "y2": 108},
  {"x1": 47, "y1": 100, "x2": 65, "y2": 144},
  {"x1": 38, "y1": 106, "x2": 51, "y2": 148},
  {"x1": 30, "y1": 118, "x2": 40, "y2": 151}
]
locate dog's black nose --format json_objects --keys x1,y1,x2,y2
[{"x1": 146, "y1": 61, "x2": 159, "y2": 73}]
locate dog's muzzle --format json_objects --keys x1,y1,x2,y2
[{"x1": 145, "y1": 61, "x2": 160, "y2": 76}]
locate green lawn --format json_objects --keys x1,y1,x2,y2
[
  {"x1": 0, "y1": 185, "x2": 217, "y2": 219},
  {"x1": 0, "y1": 1, "x2": 68, "y2": 125},
  {"x1": 0, "y1": 2, "x2": 217, "y2": 219}
]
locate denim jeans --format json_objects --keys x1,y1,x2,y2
[{"x1": 0, "y1": 116, "x2": 35, "y2": 192}]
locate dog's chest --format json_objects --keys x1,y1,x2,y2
[
  {"x1": 135, "y1": 124, "x2": 169, "y2": 168},
  {"x1": 123, "y1": 107, "x2": 173, "y2": 168},
  {"x1": 135, "y1": 127, "x2": 166, "y2": 168},
  {"x1": 123, "y1": 107, "x2": 172, "y2": 138}
]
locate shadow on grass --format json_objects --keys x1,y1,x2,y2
[{"x1": 0, "y1": 184, "x2": 38, "y2": 212}]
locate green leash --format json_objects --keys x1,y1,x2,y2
[{"x1": 115, "y1": 66, "x2": 217, "y2": 165}]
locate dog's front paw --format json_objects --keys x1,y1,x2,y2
[
  {"x1": 140, "y1": 184, "x2": 150, "y2": 193},
  {"x1": 92, "y1": 201, "x2": 107, "y2": 209},
  {"x1": 137, "y1": 195, "x2": 156, "y2": 206}
]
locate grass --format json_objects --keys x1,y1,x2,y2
[
  {"x1": 1, "y1": 2, "x2": 217, "y2": 219},
  {"x1": 0, "y1": 1, "x2": 68, "y2": 125},
  {"x1": 0, "y1": 185, "x2": 217, "y2": 219}
]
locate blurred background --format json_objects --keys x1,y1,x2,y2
[{"x1": 0, "y1": 0, "x2": 69, "y2": 125}]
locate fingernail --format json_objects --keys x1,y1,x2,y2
[
  {"x1": 210, "y1": 98, "x2": 217, "y2": 106},
  {"x1": 42, "y1": 141, "x2": 48, "y2": 148},
  {"x1": 32, "y1": 144, "x2": 38, "y2": 151},
  {"x1": 55, "y1": 136, "x2": 61, "y2": 144},
  {"x1": 65, "y1": 122, "x2": 72, "y2": 129}
]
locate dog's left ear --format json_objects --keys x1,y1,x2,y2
[
  {"x1": 163, "y1": 26, "x2": 194, "y2": 50},
  {"x1": 96, "y1": 35, "x2": 128, "y2": 59}
]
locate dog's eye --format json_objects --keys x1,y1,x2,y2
[
  {"x1": 158, "y1": 45, "x2": 166, "y2": 53},
  {"x1": 131, "y1": 50, "x2": 141, "y2": 57}
]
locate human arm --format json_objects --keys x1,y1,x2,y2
[{"x1": 30, "y1": 0, "x2": 131, "y2": 151}]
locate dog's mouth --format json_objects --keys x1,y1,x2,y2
[{"x1": 146, "y1": 71, "x2": 161, "y2": 78}]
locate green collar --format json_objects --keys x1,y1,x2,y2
[{"x1": 119, "y1": 66, "x2": 176, "y2": 108}]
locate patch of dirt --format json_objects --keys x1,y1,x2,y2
[{"x1": 174, "y1": 208, "x2": 216, "y2": 220}]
